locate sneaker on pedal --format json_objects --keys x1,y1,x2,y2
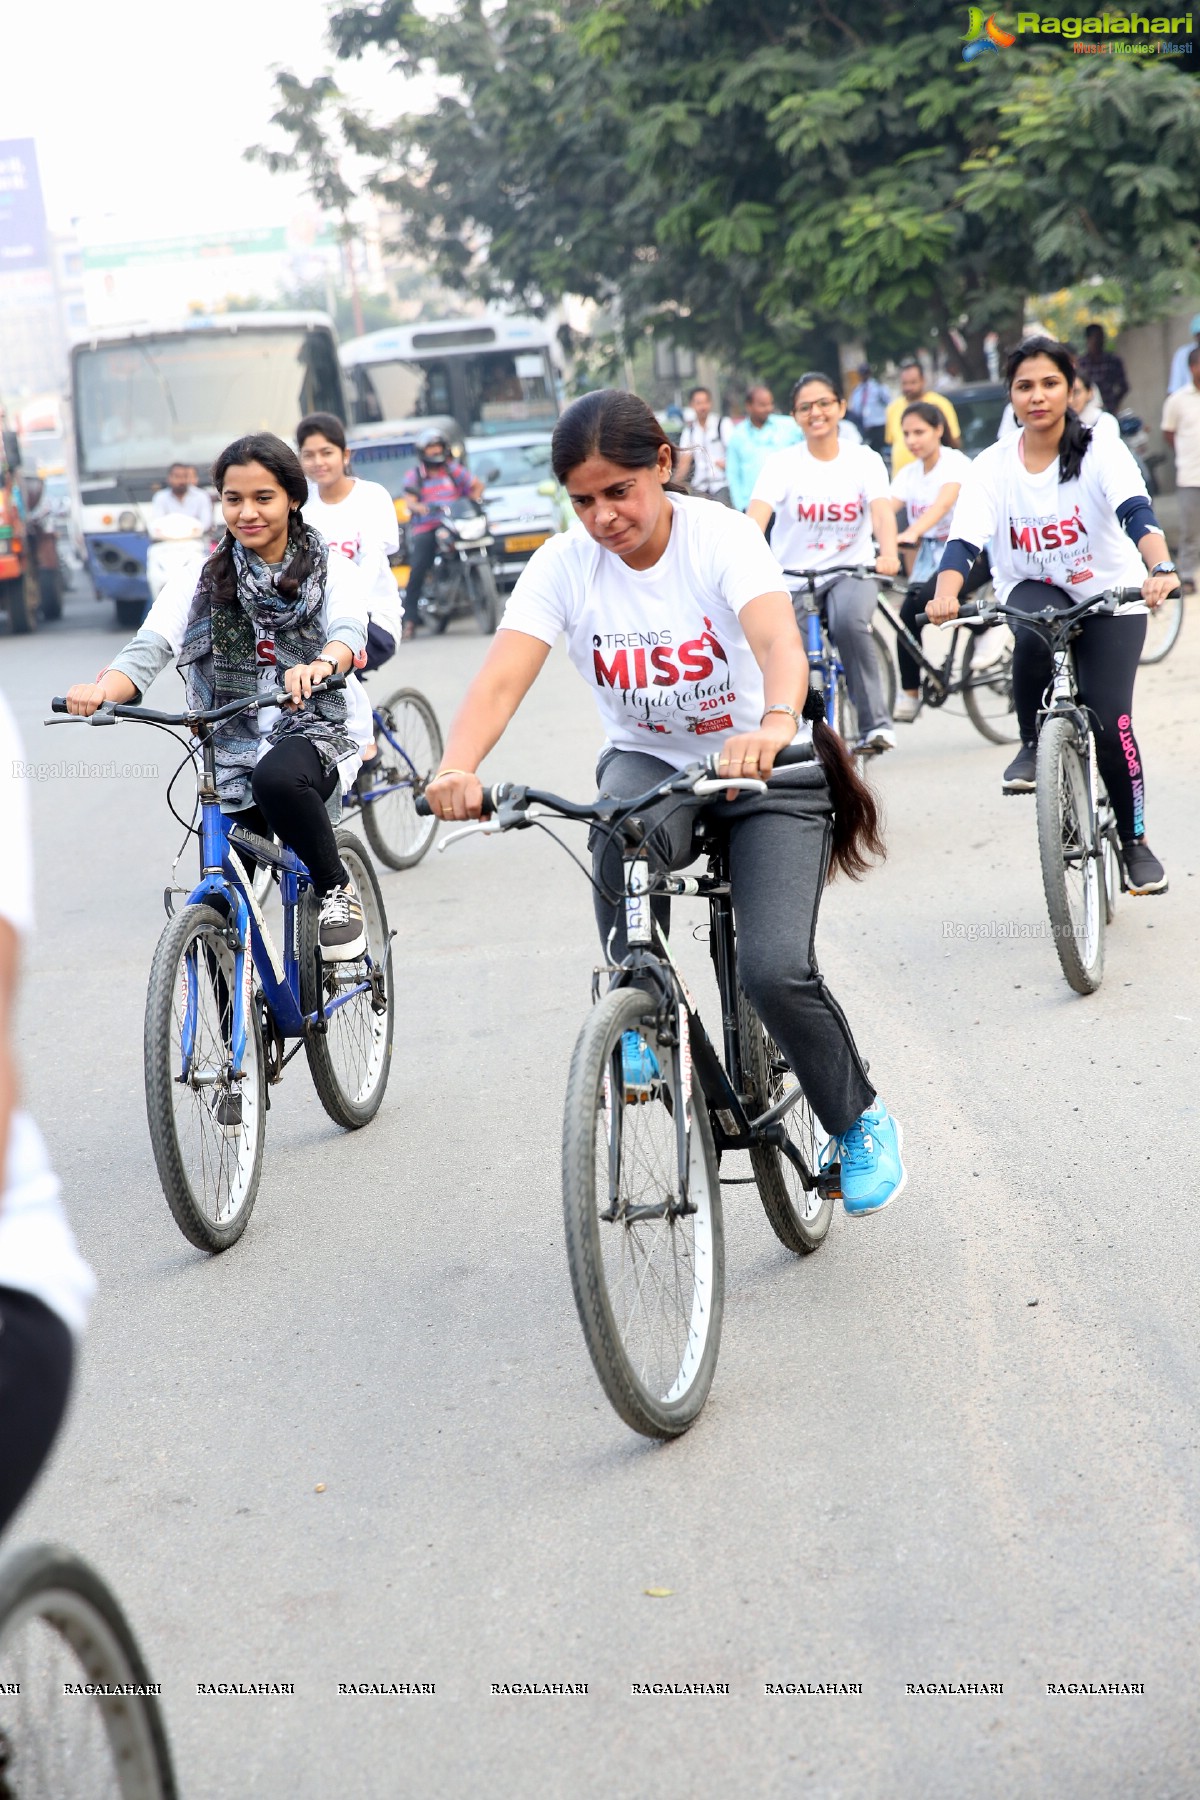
[
  {"x1": 211, "y1": 1089, "x2": 242, "y2": 1135},
  {"x1": 893, "y1": 694, "x2": 920, "y2": 724},
  {"x1": 828, "y1": 1100, "x2": 906, "y2": 1217},
  {"x1": 621, "y1": 1030, "x2": 661, "y2": 1103},
  {"x1": 319, "y1": 882, "x2": 367, "y2": 961},
  {"x1": 1120, "y1": 836, "x2": 1168, "y2": 895},
  {"x1": 855, "y1": 726, "x2": 897, "y2": 755},
  {"x1": 1002, "y1": 743, "x2": 1037, "y2": 793}
]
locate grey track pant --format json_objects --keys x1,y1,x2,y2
[
  {"x1": 818, "y1": 575, "x2": 889, "y2": 736},
  {"x1": 589, "y1": 750, "x2": 876, "y2": 1137}
]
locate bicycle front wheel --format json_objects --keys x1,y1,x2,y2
[
  {"x1": 1139, "y1": 589, "x2": 1183, "y2": 664},
  {"x1": 737, "y1": 990, "x2": 833, "y2": 1255},
  {"x1": 361, "y1": 687, "x2": 443, "y2": 870},
  {"x1": 0, "y1": 1543, "x2": 177, "y2": 1799},
  {"x1": 144, "y1": 903, "x2": 266, "y2": 1252},
  {"x1": 1036, "y1": 716, "x2": 1105, "y2": 994},
  {"x1": 468, "y1": 560, "x2": 500, "y2": 633},
  {"x1": 298, "y1": 832, "x2": 394, "y2": 1128},
  {"x1": 562, "y1": 987, "x2": 724, "y2": 1438},
  {"x1": 961, "y1": 616, "x2": 1019, "y2": 744}
]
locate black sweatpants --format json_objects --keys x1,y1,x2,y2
[
  {"x1": 0, "y1": 1286, "x2": 74, "y2": 1533},
  {"x1": 1008, "y1": 579, "x2": 1148, "y2": 843},
  {"x1": 590, "y1": 750, "x2": 875, "y2": 1138},
  {"x1": 243, "y1": 736, "x2": 345, "y2": 894},
  {"x1": 898, "y1": 552, "x2": 992, "y2": 690},
  {"x1": 402, "y1": 531, "x2": 439, "y2": 626}
]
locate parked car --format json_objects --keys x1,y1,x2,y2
[
  {"x1": 467, "y1": 432, "x2": 566, "y2": 589},
  {"x1": 947, "y1": 382, "x2": 1009, "y2": 457}
]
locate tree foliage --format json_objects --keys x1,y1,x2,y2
[{"x1": 253, "y1": 2, "x2": 1200, "y2": 379}]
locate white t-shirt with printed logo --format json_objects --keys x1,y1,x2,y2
[
  {"x1": 305, "y1": 479, "x2": 402, "y2": 641},
  {"x1": 0, "y1": 691, "x2": 96, "y2": 1339},
  {"x1": 949, "y1": 430, "x2": 1147, "y2": 602},
  {"x1": 750, "y1": 441, "x2": 890, "y2": 576},
  {"x1": 500, "y1": 494, "x2": 800, "y2": 771},
  {"x1": 890, "y1": 447, "x2": 972, "y2": 540}
]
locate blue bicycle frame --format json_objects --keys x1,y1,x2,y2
[{"x1": 343, "y1": 703, "x2": 423, "y2": 813}]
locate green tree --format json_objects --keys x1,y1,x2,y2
[{"x1": 262, "y1": 2, "x2": 1200, "y2": 378}]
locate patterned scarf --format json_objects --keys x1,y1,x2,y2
[{"x1": 177, "y1": 523, "x2": 353, "y2": 807}]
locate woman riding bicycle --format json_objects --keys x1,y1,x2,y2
[
  {"x1": 927, "y1": 337, "x2": 1175, "y2": 894},
  {"x1": 746, "y1": 371, "x2": 900, "y2": 755},
  {"x1": 426, "y1": 390, "x2": 905, "y2": 1216},
  {"x1": 63, "y1": 433, "x2": 373, "y2": 958},
  {"x1": 889, "y1": 403, "x2": 974, "y2": 723}
]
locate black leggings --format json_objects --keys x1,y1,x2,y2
[
  {"x1": 898, "y1": 552, "x2": 992, "y2": 690},
  {"x1": 1008, "y1": 579, "x2": 1148, "y2": 843},
  {"x1": 0, "y1": 1286, "x2": 74, "y2": 1533},
  {"x1": 245, "y1": 736, "x2": 345, "y2": 894}
]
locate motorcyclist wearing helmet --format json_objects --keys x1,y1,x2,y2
[{"x1": 401, "y1": 427, "x2": 484, "y2": 639}]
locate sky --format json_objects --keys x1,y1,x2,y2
[{"x1": 6, "y1": 0, "x2": 412, "y2": 239}]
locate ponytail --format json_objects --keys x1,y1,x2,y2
[
  {"x1": 1058, "y1": 409, "x2": 1093, "y2": 484},
  {"x1": 802, "y1": 687, "x2": 886, "y2": 881}
]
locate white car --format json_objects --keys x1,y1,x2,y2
[{"x1": 467, "y1": 433, "x2": 565, "y2": 589}]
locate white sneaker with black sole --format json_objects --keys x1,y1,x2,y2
[
  {"x1": 856, "y1": 726, "x2": 896, "y2": 755},
  {"x1": 319, "y1": 883, "x2": 367, "y2": 961}
]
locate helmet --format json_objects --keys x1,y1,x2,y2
[{"x1": 417, "y1": 426, "x2": 449, "y2": 465}]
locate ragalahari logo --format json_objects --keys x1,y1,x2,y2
[{"x1": 962, "y1": 7, "x2": 1018, "y2": 57}]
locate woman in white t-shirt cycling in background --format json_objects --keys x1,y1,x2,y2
[
  {"x1": 747, "y1": 371, "x2": 901, "y2": 755},
  {"x1": 425, "y1": 389, "x2": 906, "y2": 1217},
  {"x1": 928, "y1": 337, "x2": 1177, "y2": 895},
  {"x1": 889, "y1": 402, "x2": 973, "y2": 723}
]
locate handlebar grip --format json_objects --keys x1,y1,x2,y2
[
  {"x1": 773, "y1": 741, "x2": 817, "y2": 768},
  {"x1": 916, "y1": 598, "x2": 981, "y2": 628},
  {"x1": 415, "y1": 783, "x2": 498, "y2": 820},
  {"x1": 51, "y1": 697, "x2": 68, "y2": 713},
  {"x1": 914, "y1": 613, "x2": 928, "y2": 629}
]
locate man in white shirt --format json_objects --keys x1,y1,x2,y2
[
  {"x1": 1162, "y1": 346, "x2": 1200, "y2": 591},
  {"x1": 150, "y1": 463, "x2": 213, "y2": 532},
  {"x1": 677, "y1": 387, "x2": 732, "y2": 504},
  {"x1": 1167, "y1": 314, "x2": 1200, "y2": 396}
]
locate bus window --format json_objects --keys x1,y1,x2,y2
[
  {"x1": 351, "y1": 359, "x2": 453, "y2": 426},
  {"x1": 468, "y1": 351, "x2": 557, "y2": 434},
  {"x1": 302, "y1": 330, "x2": 345, "y2": 419}
]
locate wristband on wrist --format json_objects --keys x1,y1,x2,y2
[{"x1": 434, "y1": 767, "x2": 474, "y2": 781}]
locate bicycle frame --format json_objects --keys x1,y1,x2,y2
[{"x1": 343, "y1": 704, "x2": 423, "y2": 814}]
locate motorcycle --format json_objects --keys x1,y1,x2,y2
[
  {"x1": 146, "y1": 514, "x2": 210, "y2": 604},
  {"x1": 404, "y1": 498, "x2": 501, "y2": 635}
]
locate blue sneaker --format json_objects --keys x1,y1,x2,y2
[
  {"x1": 621, "y1": 1030, "x2": 661, "y2": 1103},
  {"x1": 826, "y1": 1101, "x2": 906, "y2": 1217}
]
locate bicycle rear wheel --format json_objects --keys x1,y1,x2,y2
[
  {"x1": 737, "y1": 990, "x2": 833, "y2": 1255},
  {"x1": 144, "y1": 903, "x2": 266, "y2": 1252},
  {"x1": 361, "y1": 687, "x2": 442, "y2": 870},
  {"x1": 1036, "y1": 716, "x2": 1105, "y2": 994},
  {"x1": 562, "y1": 987, "x2": 724, "y2": 1438},
  {"x1": 961, "y1": 616, "x2": 1019, "y2": 744},
  {"x1": 0, "y1": 1543, "x2": 176, "y2": 1799},
  {"x1": 1139, "y1": 590, "x2": 1183, "y2": 664},
  {"x1": 298, "y1": 832, "x2": 394, "y2": 1128}
]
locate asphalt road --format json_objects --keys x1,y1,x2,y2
[{"x1": 3, "y1": 570, "x2": 1199, "y2": 1798}]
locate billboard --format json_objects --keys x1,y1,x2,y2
[{"x1": 0, "y1": 139, "x2": 49, "y2": 272}]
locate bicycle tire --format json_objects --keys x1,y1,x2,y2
[
  {"x1": 361, "y1": 687, "x2": 443, "y2": 870},
  {"x1": 1, "y1": 577, "x2": 31, "y2": 636},
  {"x1": 468, "y1": 560, "x2": 500, "y2": 634},
  {"x1": 37, "y1": 567, "x2": 63, "y2": 623},
  {"x1": 835, "y1": 626, "x2": 896, "y2": 744},
  {"x1": 961, "y1": 617, "x2": 1019, "y2": 744},
  {"x1": 144, "y1": 903, "x2": 266, "y2": 1252},
  {"x1": 562, "y1": 987, "x2": 724, "y2": 1438},
  {"x1": 1138, "y1": 590, "x2": 1183, "y2": 664},
  {"x1": 0, "y1": 1542, "x2": 177, "y2": 1800},
  {"x1": 1036, "y1": 716, "x2": 1105, "y2": 994},
  {"x1": 298, "y1": 831, "x2": 394, "y2": 1128},
  {"x1": 737, "y1": 990, "x2": 833, "y2": 1255}
]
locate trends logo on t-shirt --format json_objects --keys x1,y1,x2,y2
[
  {"x1": 1009, "y1": 507, "x2": 1088, "y2": 554},
  {"x1": 591, "y1": 619, "x2": 730, "y2": 691}
]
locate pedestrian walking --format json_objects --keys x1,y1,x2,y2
[
  {"x1": 725, "y1": 386, "x2": 800, "y2": 511},
  {"x1": 1161, "y1": 346, "x2": 1200, "y2": 593},
  {"x1": 677, "y1": 387, "x2": 733, "y2": 503}
]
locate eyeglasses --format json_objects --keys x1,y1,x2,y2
[{"x1": 794, "y1": 399, "x2": 838, "y2": 416}]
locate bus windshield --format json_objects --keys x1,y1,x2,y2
[
  {"x1": 73, "y1": 328, "x2": 343, "y2": 479},
  {"x1": 352, "y1": 348, "x2": 558, "y2": 437}
]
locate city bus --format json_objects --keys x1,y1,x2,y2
[
  {"x1": 338, "y1": 314, "x2": 560, "y2": 441},
  {"x1": 70, "y1": 312, "x2": 344, "y2": 624}
]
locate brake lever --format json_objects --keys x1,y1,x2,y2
[
  {"x1": 44, "y1": 705, "x2": 117, "y2": 726},
  {"x1": 437, "y1": 820, "x2": 502, "y2": 852}
]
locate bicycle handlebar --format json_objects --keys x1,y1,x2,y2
[
  {"x1": 913, "y1": 587, "x2": 1160, "y2": 630},
  {"x1": 783, "y1": 563, "x2": 897, "y2": 590},
  {"x1": 414, "y1": 740, "x2": 817, "y2": 826},
  {"x1": 48, "y1": 673, "x2": 347, "y2": 729}
]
